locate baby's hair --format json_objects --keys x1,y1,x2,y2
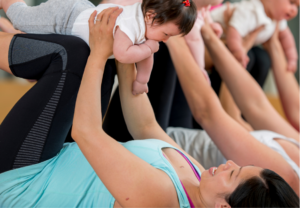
[{"x1": 141, "y1": 0, "x2": 197, "y2": 35}]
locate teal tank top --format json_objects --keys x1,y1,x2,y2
[{"x1": 0, "y1": 139, "x2": 201, "y2": 207}]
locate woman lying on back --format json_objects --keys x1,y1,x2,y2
[{"x1": 0, "y1": 7, "x2": 298, "y2": 208}]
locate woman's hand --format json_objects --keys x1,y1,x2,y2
[
  {"x1": 262, "y1": 23, "x2": 281, "y2": 53},
  {"x1": 88, "y1": 7, "x2": 123, "y2": 59}
]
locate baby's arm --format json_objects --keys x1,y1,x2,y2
[
  {"x1": 226, "y1": 26, "x2": 249, "y2": 68},
  {"x1": 132, "y1": 54, "x2": 154, "y2": 95},
  {"x1": 278, "y1": 27, "x2": 298, "y2": 73},
  {"x1": 206, "y1": 12, "x2": 223, "y2": 38},
  {"x1": 114, "y1": 28, "x2": 156, "y2": 63},
  {"x1": 184, "y1": 23, "x2": 210, "y2": 84}
]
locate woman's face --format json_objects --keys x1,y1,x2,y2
[{"x1": 199, "y1": 160, "x2": 263, "y2": 208}]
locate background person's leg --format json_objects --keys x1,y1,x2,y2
[
  {"x1": 248, "y1": 47, "x2": 271, "y2": 88},
  {"x1": 103, "y1": 43, "x2": 177, "y2": 141},
  {"x1": 168, "y1": 78, "x2": 193, "y2": 128}
]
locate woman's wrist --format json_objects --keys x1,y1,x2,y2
[{"x1": 87, "y1": 53, "x2": 107, "y2": 70}]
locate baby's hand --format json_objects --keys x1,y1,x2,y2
[
  {"x1": 201, "y1": 69, "x2": 211, "y2": 85},
  {"x1": 232, "y1": 50, "x2": 249, "y2": 68},
  {"x1": 145, "y1": 40, "x2": 159, "y2": 53},
  {"x1": 210, "y1": 22, "x2": 223, "y2": 38},
  {"x1": 132, "y1": 80, "x2": 149, "y2": 95},
  {"x1": 287, "y1": 60, "x2": 298, "y2": 73}
]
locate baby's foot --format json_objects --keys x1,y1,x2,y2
[{"x1": 132, "y1": 80, "x2": 148, "y2": 95}]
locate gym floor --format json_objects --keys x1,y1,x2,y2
[{"x1": 0, "y1": 80, "x2": 287, "y2": 124}]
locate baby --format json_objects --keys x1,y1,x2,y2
[
  {"x1": 211, "y1": 0, "x2": 299, "y2": 71},
  {"x1": 184, "y1": 0, "x2": 224, "y2": 84},
  {"x1": 1, "y1": 0, "x2": 197, "y2": 95}
]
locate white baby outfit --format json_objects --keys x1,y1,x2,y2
[
  {"x1": 210, "y1": 0, "x2": 287, "y2": 45},
  {"x1": 72, "y1": 3, "x2": 146, "y2": 59}
]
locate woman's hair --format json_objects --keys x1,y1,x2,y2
[
  {"x1": 141, "y1": 0, "x2": 197, "y2": 35},
  {"x1": 226, "y1": 169, "x2": 299, "y2": 207}
]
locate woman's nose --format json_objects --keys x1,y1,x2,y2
[{"x1": 223, "y1": 160, "x2": 238, "y2": 170}]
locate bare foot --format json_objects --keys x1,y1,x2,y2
[{"x1": 132, "y1": 80, "x2": 148, "y2": 95}]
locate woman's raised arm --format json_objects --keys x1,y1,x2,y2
[
  {"x1": 165, "y1": 34, "x2": 298, "y2": 190},
  {"x1": 264, "y1": 26, "x2": 299, "y2": 132},
  {"x1": 72, "y1": 8, "x2": 175, "y2": 208},
  {"x1": 201, "y1": 20, "x2": 299, "y2": 142}
]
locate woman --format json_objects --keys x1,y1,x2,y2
[
  {"x1": 0, "y1": 7, "x2": 298, "y2": 208},
  {"x1": 165, "y1": 19, "x2": 300, "y2": 194},
  {"x1": 103, "y1": 10, "x2": 300, "y2": 197}
]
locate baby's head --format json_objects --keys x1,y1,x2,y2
[
  {"x1": 193, "y1": 0, "x2": 224, "y2": 9},
  {"x1": 261, "y1": 0, "x2": 299, "y2": 21},
  {"x1": 142, "y1": 0, "x2": 197, "y2": 42}
]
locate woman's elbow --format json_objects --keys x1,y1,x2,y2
[{"x1": 193, "y1": 97, "x2": 223, "y2": 126}]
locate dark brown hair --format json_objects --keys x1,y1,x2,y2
[
  {"x1": 226, "y1": 169, "x2": 299, "y2": 207},
  {"x1": 141, "y1": 0, "x2": 197, "y2": 35}
]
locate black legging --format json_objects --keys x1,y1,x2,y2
[
  {"x1": 0, "y1": 34, "x2": 116, "y2": 173},
  {"x1": 103, "y1": 42, "x2": 180, "y2": 141},
  {"x1": 210, "y1": 46, "x2": 271, "y2": 95},
  {"x1": 103, "y1": 45, "x2": 271, "y2": 139}
]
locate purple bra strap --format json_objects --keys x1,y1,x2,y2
[
  {"x1": 175, "y1": 150, "x2": 201, "y2": 181},
  {"x1": 162, "y1": 150, "x2": 201, "y2": 208},
  {"x1": 180, "y1": 180, "x2": 195, "y2": 208}
]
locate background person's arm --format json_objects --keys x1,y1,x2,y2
[
  {"x1": 166, "y1": 34, "x2": 298, "y2": 191},
  {"x1": 264, "y1": 26, "x2": 300, "y2": 132},
  {"x1": 201, "y1": 20, "x2": 300, "y2": 142},
  {"x1": 72, "y1": 9, "x2": 175, "y2": 208}
]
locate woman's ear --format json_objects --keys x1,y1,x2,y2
[
  {"x1": 215, "y1": 198, "x2": 231, "y2": 208},
  {"x1": 144, "y1": 10, "x2": 156, "y2": 24}
]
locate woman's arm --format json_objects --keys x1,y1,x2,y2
[
  {"x1": 165, "y1": 34, "x2": 298, "y2": 189},
  {"x1": 265, "y1": 27, "x2": 299, "y2": 132},
  {"x1": 72, "y1": 9, "x2": 175, "y2": 208},
  {"x1": 201, "y1": 21, "x2": 300, "y2": 142},
  {"x1": 117, "y1": 61, "x2": 205, "y2": 172}
]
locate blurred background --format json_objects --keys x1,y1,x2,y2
[{"x1": 0, "y1": 0, "x2": 299, "y2": 123}]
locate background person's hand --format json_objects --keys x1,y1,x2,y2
[{"x1": 88, "y1": 7, "x2": 123, "y2": 59}]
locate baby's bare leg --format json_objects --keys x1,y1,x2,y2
[
  {"x1": 132, "y1": 55, "x2": 154, "y2": 95},
  {"x1": 0, "y1": 32, "x2": 15, "y2": 74},
  {"x1": 1, "y1": 0, "x2": 25, "y2": 12}
]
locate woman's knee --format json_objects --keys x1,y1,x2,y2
[{"x1": 56, "y1": 35, "x2": 90, "y2": 77}]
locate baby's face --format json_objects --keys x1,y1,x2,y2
[
  {"x1": 145, "y1": 21, "x2": 181, "y2": 42},
  {"x1": 267, "y1": 0, "x2": 299, "y2": 20},
  {"x1": 193, "y1": 0, "x2": 224, "y2": 9}
]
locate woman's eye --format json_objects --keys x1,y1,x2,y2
[{"x1": 164, "y1": 33, "x2": 168, "y2": 36}]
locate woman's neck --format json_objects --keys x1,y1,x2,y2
[{"x1": 186, "y1": 181, "x2": 206, "y2": 208}]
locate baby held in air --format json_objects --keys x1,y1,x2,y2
[
  {"x1": 4, "y1": 0, "x2": 197, "y2": 95},
  {"x1": 210, "y1": 0, "x2": 299, "y2": 71}
]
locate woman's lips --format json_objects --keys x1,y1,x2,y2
[{"x1": 209, "y1": 167, "x2": 217, "y2": 176}]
